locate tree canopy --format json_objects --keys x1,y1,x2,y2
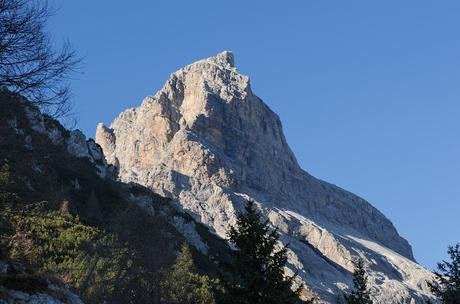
[
  {"x1": 344, "y1": 259, "x2": 373, "y2": 304},
  {"x1": 218, "y1": 200, "x2": 303, "y2": 304},
  {"x1": 428, "y1": 243, "x2": 460, "y2": 304},
  {"x1": 161, "y1": 243, "x2": 216, "y2": 304}
]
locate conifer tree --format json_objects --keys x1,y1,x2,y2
[
  {"x1": 344, "y1": 259, "x2": 373, "y2": 304},
  {"x1": 161, "y1": 243, "x2": 215, "y2": 304},
  {"x1": 428, "y1": 243, "x2": 460, "y2": 304},
  {"x1": 218, "y1": 200, "x2": 302, "y2": 304}
]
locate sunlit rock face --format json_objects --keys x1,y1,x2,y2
[{"x1": 96, "y1": 52, "x2": 435, "y2": 303}]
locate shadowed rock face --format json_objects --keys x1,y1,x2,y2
[{"x1": 95, "y1": 51, "x2": 435, "y2": 303}]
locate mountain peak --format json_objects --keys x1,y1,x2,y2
[
  {"x1": 95, "y1": 53, "x2": 434, "y2": 303},
  {"x1": 207, "y1": 50, "x2": 234, "y2": 68}
]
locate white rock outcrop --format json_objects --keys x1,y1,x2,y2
[
  {"x1": 18, "y1": 101, "x2": 108, "y2": 176},
  {"x1": 95, "y1": 51, "x2": 435, "y2": 303}
]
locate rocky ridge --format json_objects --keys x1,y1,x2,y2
[{"x1": 95, "y1": 51, "x2": 435, "y2": 303}]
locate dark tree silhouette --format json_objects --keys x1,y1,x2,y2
[
  {"x1": 0, "y1": 0, "x2": 80, "y2": 117},
  {"x1": 161, "y1": 243, "x2": 215, "y2": 304},
  {"x1": 218, "y1": 200, "x2": 305, "y2": 304},
  {"x1": 428, "y1": 243, "x2": 460, "y2": 304},
  {"x1": 344, "y1": 259, "x2": 373, "y2": 304}
]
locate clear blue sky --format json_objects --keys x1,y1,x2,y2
[{"x1": 48, "y1": 1, "x2": 459, "y2": 269}]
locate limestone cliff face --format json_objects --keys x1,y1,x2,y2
[{"x1": 96, "y1": 52, "x2": 434, "y2": 303}]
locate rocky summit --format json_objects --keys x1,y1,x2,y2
[{"x1": 95, "y1": 51, "x2": 435, "y2": 303}]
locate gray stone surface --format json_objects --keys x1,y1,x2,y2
[
  {"x1": 0, "y1": 259, "x2": 84, "y2": 304},
  {"x1": 95, "y1": 51, "x2": 436, "y2": 303},
  {"x1": 20, "y1": 102, "x2": 107, "y2": 176}
]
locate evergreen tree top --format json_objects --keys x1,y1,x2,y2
[
  {"x1": 428, "y1": 243, "x2": 460, "y2": 304},
  {"x1": 344, "y1": 258, "x2": 373, "y2": 304},
  {"x1": 219, "y1": 200, "x2": 305, "y2": 304}
]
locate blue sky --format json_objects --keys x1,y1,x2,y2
[{"x1": 48, "y1": 1, "x2": 459, "y2": 269}]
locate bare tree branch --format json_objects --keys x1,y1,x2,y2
[{"x1": 0, "y1": 0, "x2": 80, "y2": 118}]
